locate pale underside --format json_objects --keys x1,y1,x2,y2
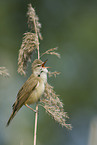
[{"x1": 25, "y1": 80, "x2": 45, "y2": 104}]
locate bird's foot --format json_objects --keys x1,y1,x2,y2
[{"x1": 25, "y1": 104, "x2": 38, "y2": 113}]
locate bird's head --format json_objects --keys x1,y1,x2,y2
[{"x1": 32, "y1": 59, "x2": 49, "y2": 77}]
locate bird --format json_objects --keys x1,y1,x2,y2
[{"x1": 6, "y1": 59, "x2": 49, "y2": 126}]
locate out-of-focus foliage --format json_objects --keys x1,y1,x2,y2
[{"x1": 0, "y1": 0, "x2": 97, "y2": 145}]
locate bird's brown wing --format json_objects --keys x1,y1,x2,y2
[
  {"x1": 6, "y1": 74, "x2": 38, "y2": 126},
  {"x1": 13, "y1": 74, "x2": 38, "y2": 111}
]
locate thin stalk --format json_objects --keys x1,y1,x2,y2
[
  {"x1": 33, "y1": 15, "x2": 40, "y2": 145},
  {"x1": 33, "y1": 104, "x2": 38, "y2": 145},
  {"x1": 33, "y1": 18, "x2": 40, "y2": 59}
]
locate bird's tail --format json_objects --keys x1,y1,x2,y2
[{"x1": 6, "y1": 111, "x2": 17, "y2": 127}]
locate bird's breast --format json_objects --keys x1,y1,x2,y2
[{"x1": 26, "y1": 81, "x2": 45, "y2": 105}]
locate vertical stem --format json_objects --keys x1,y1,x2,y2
[
  {"x1": 37, "y1": 45, "x2": 40, "y2": 60},
  {"x1": 34, "y1": 18, "x2": 40, "y2": 60},
  {"x1": 33, "y1": 104, "x2": 38, "y2": 145},
  {"x1": 33, "y1": 16, "x2": 40, "y2": 145},
  {"x1": 33, "y1": 45, "x2": 39, "y2": 145}
]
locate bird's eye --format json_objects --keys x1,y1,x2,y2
[{"x1": 37, "y1": 64, "x2": 41, "y2": 67}]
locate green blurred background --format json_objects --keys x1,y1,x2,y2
[{"x1": 0, "y1": 0, "x2": 97, "y2": 145}]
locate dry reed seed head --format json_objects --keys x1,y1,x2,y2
[
  {"x1": 18, "y1": 4, "x2": 42, "y2": 75},
  {"x1": 0, "y1": 67, "x2": 9, "y2": 77},
  {"x1": 27, "y1": 4, "x2": 42, "y2": 40},
  {"x1": 48, "y1": 71, "x2": 61, "y2": 78},
  {"x1": 40, "y1": 83, "x2": 72, "y2": 130},
  {"x1": 41, "y1": 47, "x2": 60, "y2": 58}
]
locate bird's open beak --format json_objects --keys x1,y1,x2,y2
[{"x1": 41, "y1": 59, "x2": 51, "y2": 68}]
